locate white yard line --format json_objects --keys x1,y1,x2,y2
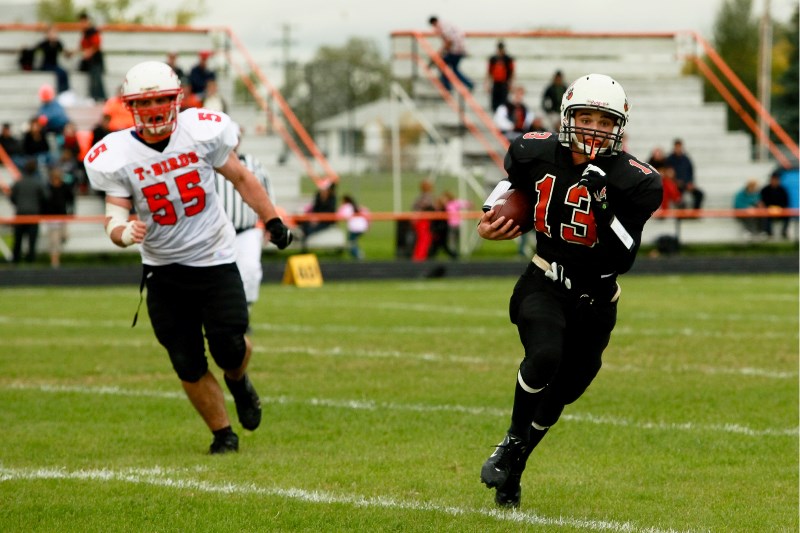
[
  {"x1": 4, "y1": 383, "x2": 797, "y2": 438},
  {"x1": 0, "y1": 465, "x2": 692, "y2": 533},
  {"x1": 0, "y1": 335, "x2": 794, "y2": 380}
]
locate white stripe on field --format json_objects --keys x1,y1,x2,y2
[
  {"x1": 0, "y1": 335, "x2": 793, "y2": 381},
  {"x1": 5, "y1": 383, "x2": 796, "y2": 438},
  {"x1": 0, "y1": 465, "x2": 691, "y2": 533},
  {"x1": 0, "y1": 313, "x2": 795, "y2": 341}
]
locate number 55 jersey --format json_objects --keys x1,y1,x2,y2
[{"x1": 85, "y1": 108, "x2": 239, "y2": 267}]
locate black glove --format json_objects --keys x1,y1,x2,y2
[
  {"x1": 266, "y1": 217, "x2": 293, "y2": 250},
  {"x1": 579, "y1": 164, "x2": 612, "y2": 226}
]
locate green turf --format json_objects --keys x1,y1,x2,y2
[{"x1": 0, "y1": 274, "x2": 797, "y2": 532}]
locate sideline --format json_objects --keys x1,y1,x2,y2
[{"x1": 0, "y1": 254, "x2": 798, "y2": 287}]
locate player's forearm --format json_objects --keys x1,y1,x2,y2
[{"x1": 236, "y1": 178, "x2": 279, "y2": 222}]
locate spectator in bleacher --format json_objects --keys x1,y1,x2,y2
[
  {"x1": 55, "y1": 122, "x2": 86, "y2": 190},
  {"x1": 188, "y1": 50, "x2": 216, "y2": 98},
  {"x1": 485, "y1": 41, "x2": 514, "y2": 112},
  {"x1": 0, "y1": 122, "x2": 25, "y2": 169},
  {"x1": 337, "y1": 194, "x2": 369, "y2": 260},
  {"x1": 760, "y1": 171, "x2": 790, "y2": 239},
  {"x1": 647, "y1": 146, "x2": 667, "y2": 169},
  {"x1": 56, "y1": 121, "x2": 80, "y2": 160},
  {"x1": 44, "y1": 165, "x2": 74, "y2": 268},
  {"x1": 410, "y1": 178, "x2": 436, "y2": 261},
  {"x1": 300, "y1": 180, "x2": 338, "y2": 248},
  {"x1": 166, "y1": 52, "x2": 186, "y2": 83},
  {"x1": 180, "y1": 81, "x2": 203, "y2": 111},
  {"x1": 77, "y1": 11, "x2": 106, "y2": 102},
  {"x1": 91, "y1": 114, "x2": 112, "y2": 145},
  {"x1": 665, "y1": 138, "x2": 704, "y2": 210},
  {"x1": 202, "y1": 79, "x2": 227, "y2": 113},
  {"x1": 101, "y1": 87, "x2": 135, "y2": 131},
  {"x1": 493, "y1": 85, "x2": 534, "y2": 142},
  {"x1": 22, "y1": 116, "x2": 53, "y2": 174},
  {"x1": 33, "y1": 25, "x2": 70, "y2": 94},
  {"x1": 541, "y1": 70, "x2": 567, "y2": 132},
  {"x1": 657, "y1": 164, "x2": 682, "y2": 211},
  {"x1": 427, "y1": 194, "x2": 457, "y2": 260},
  {"x1": 647, "y1": 149, "x2": 681, "y2": 210},
  {"x1": 733, "y1": 179, "x2": 765, "y2": 238},
  {"x1": 428, "y1": 16, "x2": 474, "y2": 92},
  {"x1": 37, "y1": 84, "x2": 69, "y2": 135},
  {"x1": 55, "y1": 146, "x2": 80, "y2": 189},
  {"x1": 443, "y1": 190, "x2": 472, "y2": 257},
  {"x1": 10, "y1": 158, "x2": 47, "y2": 264}
]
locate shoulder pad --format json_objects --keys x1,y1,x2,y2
[
  {"x1": 179, "y1": 108, "x2": 232, "y2": 142},
  {"x1": 507, "y1": 132, "x2": 560, "y2": 166},
  {"x1": 611, "y1": 153, "x2": 661, "y2": 186},
  {"x1": 83, "y1": 130, "x2": 131, "y2": 173}
]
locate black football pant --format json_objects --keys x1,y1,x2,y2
[{"x1": 508, "y1": 264, "x2": 617, "y2": 438}]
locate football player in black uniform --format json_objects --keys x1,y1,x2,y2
[{"x1": 477, "y1": 73, "x2": 663, "y2": 508}]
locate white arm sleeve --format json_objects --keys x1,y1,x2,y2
[{"x1": 483, "y1": 180, "x2": 512, "y2": 212}]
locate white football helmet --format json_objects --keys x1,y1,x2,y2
[
  {"x1": 558, "y1": 73, "x2": 629, "y2": 158},
  {"x1": 121, "y1": 61, "x2": 183, "y2": 141}
]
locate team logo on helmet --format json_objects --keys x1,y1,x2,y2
[{"x1": 566, "y1": 87, "x2": 574, "y2": 100}]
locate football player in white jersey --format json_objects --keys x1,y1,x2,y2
[{"x1": 84, "y1": 61, "x2": 293, "y2": 455}]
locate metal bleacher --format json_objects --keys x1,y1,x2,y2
[{"x1": 390, "y1": 30, "x2": 792, "y2": 244}]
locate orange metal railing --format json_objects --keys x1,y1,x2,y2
[
  {"x1": 686, "y1": 31, "x2": 799, "y2": 168},
  {"x1": 3, "y1": 207, "x2": 797, "y2": 227},
  {"x1": 393, "y1": 31, "x2": 509, "y2": 173},
  {"x1": 222, "y1": 28, "x2": 339, "y2": 187}
]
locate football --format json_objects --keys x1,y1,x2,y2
[{"x1": 489, "y1": 189, "x2": 535, "y2": 234}]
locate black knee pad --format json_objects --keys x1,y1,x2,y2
[
  {"x1": 517, "y1": 324, "x2": 563, "y2": 390},
  {"x1": 168, "y1": 349, "x2": 209, "y2": 383},
  {"x1": 534, "y1": 399, "x2": 565, "y2": 428},
  {"x1": 207, "y1": 333, "x2": 246, "y2": 371}
]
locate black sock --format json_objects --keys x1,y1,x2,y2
[
  {"x1": 528, "y1": 426, "x2": 548, "y2": 450},
  {"x1": 516, "y1": 426, "x2": 549, "y2": 474},
  {"x1": 224, "y1": 373, "x2": 247, "y2": 395},
  {"x1": 509, "y1": 378, "x2": 543, "y2": 441},
  {"x1": 213, "y1": 425, "x2": 234, "y2": 438}
]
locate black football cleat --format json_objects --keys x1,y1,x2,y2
[
  {"x1": 495, "y1": 472, "x2": 522, "y2": 508},
  {"x1": 225, "y1": 373, "x2": 262, "y2": 431},
  {"x1": 480, "y1": 433, "x2": 528, "y2": 489},
  {"x1": 209, "y1": 431, "x2": 239, "y2": 455}
]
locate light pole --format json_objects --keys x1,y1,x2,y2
[{"x1": 757, "y1": 0, "x2": 773, "y2": 161}]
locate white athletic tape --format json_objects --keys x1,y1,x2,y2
[{"x1": 517, "y1": 370, "x2": 545, "y2": 393}]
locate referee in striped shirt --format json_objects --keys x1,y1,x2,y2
[{"x1": 215, "y1": 150, "x2": 274, "y2": 316}]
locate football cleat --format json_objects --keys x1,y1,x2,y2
[
  {"x1": 480, "y1": 433, "x2": 528, "y2": 489},
  {"x1": 225, "y1": 373, "x2": 262, "y2": 431},
  {"x1": 495, "y1": 472, "x2": 522, "y2": 508},
  {"x1": 209, "y1": 431, "x2": 239, "y2": 455}
]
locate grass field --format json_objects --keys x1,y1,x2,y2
[{"x1": 0, "y1": 274, "x2": 797, "y2": 532}]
